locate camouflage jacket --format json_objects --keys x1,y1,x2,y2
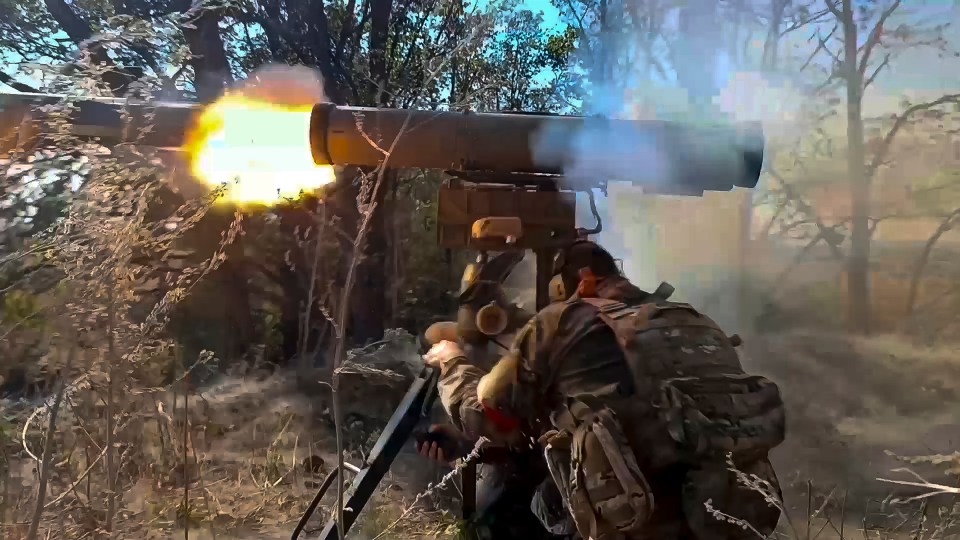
[{"x1": 437, "y1": 277, "x2": 652, "y2": 446}]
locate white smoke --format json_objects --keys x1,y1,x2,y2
[
  {"x1": 532, "y1": 2, "x2": 808, "y2": 333},
  {"x1": 232, "y1": 63, "x2": 330, "y2": 106}
]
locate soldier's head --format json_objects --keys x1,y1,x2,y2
[{"x1": 551, "y1": 240, "x2": 621, "y2": 300}]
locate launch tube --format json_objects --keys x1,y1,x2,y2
[
  {"x1": 0, "y1": 92, "x2": 195, "y2": 149},
  {"x1": 309, "y1": 104, "x2": 764, "y2": 191},
  {"x1": 0, "y1": 93, "x2": 764, "y2": 192}
]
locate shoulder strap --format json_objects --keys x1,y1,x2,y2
[
  {"x1": 582, "y1": 298, "x2": 727, "y2": 334},
  {"x1": 653, "y1": 281, "x2": 675, "y2": 301}
]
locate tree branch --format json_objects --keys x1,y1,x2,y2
[
  {"x1": 26, "y1": 341, "x2": 75, "y2": 540},
  {"x1": 824, "y1": 0, "x2": 842, "y2": 18},
  {"x1": 43, "y1": 0, "x2": 133, "y2": 94},
  {"x1": 817, "y1": 25, "x2": 843, "y2": 67},
  {"x1": 0, "y1": 71, "x2": 38, "y2": 93},
  {"x1": 904, "y1": 208, "x2": 960, "y2": 316},
  {"x1": 335, "y1": 0, "x2": 360, "y2": 63},
  {"x1": 799, "y1": 25, "x2": 838, "y2": 72},
  {"x1": 866, "y1": 93, "x2": 960, "y2": 179},
  {"x1": 862, "y1": 53, "x2": 890, "y2": 90},
  {"x1": 562, "y1": 0, "x2": 593, "y2": 55},
  {"x1": 780, "y1": 7, "x2": 830, "y2": 37},
  {"x1": 43, "y1": 0, "x2": 94, "y2": 44},
  {"x1": 767, "y1": 166, "x2": 845, "y2": 261},
  {"x1": 858, "y1": 0, "x2": 901, "y2": 78}
]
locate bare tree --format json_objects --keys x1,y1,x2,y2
[{"x1": 781, "y1": 0, "x2": 959, "y2": 333}]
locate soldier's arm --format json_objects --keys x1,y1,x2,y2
[
  {"x1": 494, "y1": 308, "x2": 559, "y2": 418},
  {"x1": 436, "y1": 355, "x2": 523, "y2": 447},
  {"x1": 436, "y1": 302, "x2": 564, "y2": 445}
]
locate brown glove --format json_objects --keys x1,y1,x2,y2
[{"x1": 538, "y1": 429, "x2": 572, "y2": 450}]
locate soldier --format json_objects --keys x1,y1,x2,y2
[
  {"x1": 422, "y1": 240, "x2": 786, "y2": 540},
  {"x1": 416, "y1": 252, "x2": 569, "y2": 539}
]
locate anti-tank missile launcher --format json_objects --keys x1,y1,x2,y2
[
  {"x1": 1, "y1": 93, "x2": 763, "y2": 194},
  {"x1": 0, "y1": 91, "x2": 764, "y2": 540}
]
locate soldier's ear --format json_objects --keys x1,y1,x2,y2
[
  {"x1": 576, "y1": 267, "x2": 598, "y2": 297},
  {"x1": 549, "y1": 274, "x2": 567, "y2": 302}
]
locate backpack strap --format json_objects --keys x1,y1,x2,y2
[
  {"x1": 551, "y1": 298, "x2": 646, "y2": 432},
  {"x1": 579, "y1": 297, "x2": 722, "y2": 333},
  {"x1": 653, "y1": 281, "x2": 675, "y2": 301},
  {"x1": 551, "y1": 297, "x2": 728, "y2": 431}
]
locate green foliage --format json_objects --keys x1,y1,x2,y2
[
  {"x1": 481, "y1": 9, "x2": 572, "y2": 111},
  {"x1": 258, "y1": 309, "x2": 284, "y2": 359},
  {"x1": 544, "y1": 26, "x2": 577, "y2": 71},
  {"x1": 394, "y1": 170, "x2": 464, "y2": 331},
  {"x1": 1, "y1": 289, "x2": 41, "y2": 328},
  {"x1": 0, "y1": 411, "x2": 15, "y2": 448}
]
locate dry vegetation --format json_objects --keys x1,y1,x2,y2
[
  {"x1": 3, "y1": 142, "x2": 959, "y2": 539},
  {"x1": 3, "y1": 0, "x2": 960, "y2": 539},
  {"x1": 1, "y1": 340, "x2": 470, "y2": 539},
  {"x1": 0, "y1": 57, "x2": 481, "y2": 540}
]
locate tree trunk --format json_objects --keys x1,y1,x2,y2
[
  {"x1": 267, "y1": 0, "x2": 343, "y2": 361},
  {"x1": 675, "y1": 0, "x2": 720, "y2": 110},
  {"x1": 368, "y1": 0, "x2": 392, "y2": 105},
  {"x1": 841, "y1": 0, "x2": 871, "y2": 334},
  {"x1": 170, "y1": 0, "x2": 231, "y2": 100},
  {"x1": 330, "y1": 170, "x2": 387, "y2": 346},
  {"x1": 598, "y1": 0, "x2": 611, "y2": 87},
  {"x1": 389, "y1": 180, "x2": 402, "y2": 328},
  {"x1": 177, "y1": 0, "x2": 248, "y2": 356},
  {"x1": 181, "y1": 5, "x2": 233, "y2": 101},
  {"x1": 340, "y1": 0, "x2": 393, "y2": 343},
  {"x1": 260, "y1": 0, "x2": 286, "y2": 61},
  {"x1": 43, "y1": 0, "x2": 135, "y2": 94},
  {"x1": 300, "y1": 0, "x2": 339, "y2": 100},
  {"x1": 206, "y1": 210, "x2": 255, "y2": 362},
  {"x1": 762, "y1": 0, "x2": 788, "y2": 70},
  {"x1": 279, "y1": 264, "x2": 305, "y2": 363},
  {"x1": 346, "y1": 170, "x2": 390, "y2": 345}
]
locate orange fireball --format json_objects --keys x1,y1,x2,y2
[{"x1": 182, "y1": 94, "x2": 335, "y2": 205}]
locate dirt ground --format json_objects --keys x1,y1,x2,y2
[
  {"x1": 743, "y1": 330, "x2": 960, "y2": 535},
  {"x1": 6, "y1": 325, "x2": 960, "y2": 538},
  {"x1": 161, "y1": 329, "x2": 960, "y2": 538}
]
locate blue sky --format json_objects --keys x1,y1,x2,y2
[{"x1": 523, "y1": 0, "x2": 561, "y2": 28}]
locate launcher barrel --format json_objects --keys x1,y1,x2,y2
[
  {"x1": 309, "y1": 104, "x2": 764, "y2": 192},
  {"x1": 0, "y1": 93, "x2": 764, "y2": 192}
]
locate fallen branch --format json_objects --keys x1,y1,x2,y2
[{"x1": 876, "y1": 478, "x2": 960, "y2": 500}]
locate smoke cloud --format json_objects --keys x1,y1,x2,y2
[
  {"x1": 529, "y1": 3, "x2": 810, "y2": 333},
  {"x1": 231, "y1": 63, "x2": 331, "y2": 106}
]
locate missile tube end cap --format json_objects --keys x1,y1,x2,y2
[
  {"x1": 736, "y1": 121, "x2": 765, "y2": 189},
  {"x1": 310, "y1": 103, "x2": 335, "y2": 166}
]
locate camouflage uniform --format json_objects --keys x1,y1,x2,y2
[{"x1": 437, "y1": 276, "x2": 784, "y2": 540}]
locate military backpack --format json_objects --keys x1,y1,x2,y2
[{"x1": 542, "y1": 286, "x2": 786, "y2": 540}]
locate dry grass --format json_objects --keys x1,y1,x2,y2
[
  {"x1": 739, "y1": 329, "x2": 960, "y2": 534},
  {"x1": 1, "y1": 337, "x2": 466, "y2": 539}
]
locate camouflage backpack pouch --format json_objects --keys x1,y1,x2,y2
[{"x1": 541, "y1": 407, "x2": 656, "y2": 540}]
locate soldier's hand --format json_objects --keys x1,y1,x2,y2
[
  {"x1": 416, "y1": 440, "x2": 448, "y2": 463},
  {"x1": 422, "y1": 340, "x2": 465, "y2": 370},
  {"x1": 414, "y1": 424, "x2": 462, "y2": 466}
]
